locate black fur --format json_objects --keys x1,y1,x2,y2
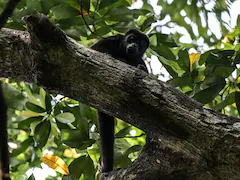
[
  {"x1": 91, "y1": 29, "x2": 149, "y2": 172},
  {"x1": 0, "y1": 85, "x2": 10, "y2": 180},
  {"x1": 0, "y1": 0, "x2": 21, "y2": 178}
]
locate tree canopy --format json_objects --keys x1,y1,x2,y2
[{"x1": 0, "y1": 0, "x2": 240, "y2": 179}]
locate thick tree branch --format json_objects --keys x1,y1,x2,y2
[{"x1": 0, "y1": 12, "x2": 240, "y2": 179}]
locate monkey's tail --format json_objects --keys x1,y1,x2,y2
[
  {"x1": 0, "y1": 84, "x2": 10, "y2": 180},
  {"x1": 98, "y1": 112, "x2": 114, "y2": 172}
]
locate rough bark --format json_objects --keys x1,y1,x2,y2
[{"x1": 0, "y1": 12, "x2": 240, "y2": 180}]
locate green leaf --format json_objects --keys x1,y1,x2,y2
[
  {"x1": 213, "y1": 92, "x2": 235, "y2": 111},
  {"x1": 193, "y1": 76, "x2": 226, "y2": 104},
  {"x1": 26, "y1": 102, "x2": 46, "y2": 113},
  {"x1": 168, "y1": 76, "x2": 193, "y2": 88},
  {"x1": 155, "y1": 33, "x2": 178, "y2": 47},
  {"x1": 114, "y1": 151, "x2": 131, "y2": 168},
  {"x1": 50, "y1": 4, "x2": 79, "y2": 20},
  {"x1": 235, "y1": 92, "x2": 240, "y2": 115},
  {"x1": 125, "y1": 145, "x2": 143, "y2": 156},
  {"x1": 45, "y1": 93, "x2": 52, "y2": 113},
  {"x1": 99, "y1": 0, "x2": 118, "y2": 9},
  {"x1": 105, "y1": 6, "x2": 142, "y2": 21},
  {"x1": 61, "y1": 129, "x2": 95, "y2": 149},
  {"x1": 34, "y1": 121, "x2": 51, "y2": 148},
  {"x1": 2, "y1": 83, "x2": 26, "y2": 110},
  {"x1": 199, "y1": 50, "x2": 218, "y2": 65},
  {"x1": 178, "y1": 49, "x2": 190, "y2": 72},
  {"x1": 39, "y1": 88, "x2": 46, "y2": 109},
  {"x1": 11, "y1": 138, "x2": 34, "y2": 156},
  {"x1": 56, "y1": 112, "x2": 75, "y2": 124},
  {"x1": 115, "y1": 126, "x2": 132, "y2": 138},
  {"x1": 28, "y1": 174, "x2": 35, "y2": 180},
  {"x1": 69, "y1": 155, "x2": 94, "y2": 180},
  {"x1": 140, "y1": 16, "x2": 155, "y2": 31},
  {"x1": 26, "y1": 0, "x2": 42, "y2": 12},
  {"x1": 62, "y1": 175, "x2": 72, "y2": 180},
  {"x1": 151, "y1": 45, "x2": 175, "y2": 60},
  {"x1": 17, "y1": 116, "x2": 43, "y2": 129},
  {"x1": 83, "y1": 155, "x2": 95, "y2": 180},
  {"x1": 41, "y1": 0, "x2": 63, "y2": 14},
  {"x1": 79, "y1": 0, "x2": 90, "y2": 13},
  {"x1": 211, "y1": 66, "x2": 235, "y2": 78}
]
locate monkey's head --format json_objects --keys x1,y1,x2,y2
[{"x1": 121, "y1": 29, "x2": 149, "y2": 57}]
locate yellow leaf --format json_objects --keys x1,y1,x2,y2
[
  {"x1": 80, "y1": 9, "x2": 88, "y2": 16},
  {"x1": 41, "y1": 154, "x2": 70, "y2": 175},
  {"x1": 237, "y1": 76, "x2": 240, "y2": 83},
  {"x1": 189, "y1": 53, "x2": 200, "y2": 72},
  {"x1": 223, "y1": 36, "x2": 230, "y2": 43},
  {"x1": 232, "y1": 103, "x2": 237, "y2": 108},
  {"x1": 19, "y1": 111, "x2": 40, "y2": 118},
  {"x1": 64, "y1": 149, "x2": 80, "y2": 158}
]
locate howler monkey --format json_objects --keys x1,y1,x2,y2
[{"x1": 91, "y1": 29, "x2": 149, "y2": 172}]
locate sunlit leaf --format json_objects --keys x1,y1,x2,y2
[
  {"x1": 41, "y1": 154, "x2": 70, "y2": 175},
  {"x1": 189, "y1": 53, "x2": 200, "y2": 72},
  {"x1": 213, "y1": 92, "x2": 235, "y2": 111},
  {"x1": 19, "y1": 111, "x2": 41, "y2": 118},
  {"x1": 56, "y1": 112, "x2": 75, "y2": 124},
  {"x1": 26, "y1": 102, "x2": 46, "y2": 113}
]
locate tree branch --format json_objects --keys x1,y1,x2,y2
[{"x1": 0, "y1": 12, "x2": 240, "y2": 179}]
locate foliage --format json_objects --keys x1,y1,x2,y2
[{"x1": 0, "y1": 0, "x2": 240, "y2": 179}]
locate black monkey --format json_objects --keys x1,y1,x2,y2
[{"x1": 91, "y1": 29, "x2": 149, "y2": 172}]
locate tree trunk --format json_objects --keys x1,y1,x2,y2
[{"x1": 0, "y1": 12, "x2": 240, "y2": 180}]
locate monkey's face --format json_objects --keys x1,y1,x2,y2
[{"x1": 123, "y1": 29, "x2": 149, "y2": 57}]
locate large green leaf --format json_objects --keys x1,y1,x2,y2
[
  {"x1": 151, "y1": 45, "x2": 175, "y2": 60},
  {"x1": 79, "y1": 0, "x2": 90, "y2": 13},
  {"x1": 193, "y1": 76, "x2": 226, "y2": 104},
  {"x1": 55, "y1": 112, "x2": 75, "y2": 124},
  {"x1": 26, "y1": 0, "x2": 42, "y2": 12},
  {"x1": 2, "y1": 83, "x2": 26, "y2": 110},
  {"x1": 115, "y1": 126, "x2": 132, "y2": 138},
  {"x1": 99, "y1": 0, "x2": 118, "y2": 9},
  {"x1": 34, "y1": 120, "x2": 51, "y2": 148},
  {"x1": 50, "y1": 4, "x2": 79, "y2": 20},
  {"x1": 68, "y1": 155, "x2": 95, "y2": 180},
  {"x1": 213, "y1": 92, "x2": 235, "y2": 111},
  {"x1": 17, "y1": 116, "x2": 43, "y2": 129},
  {"x1": 178, "y1": 49, "x2": 190, "y2": 72},
  {"x1": 155, "y1": 33, "x2": 178, "y2": 47},
  {"x1": 25, "y1": 102, "x2": 46, "y2": 113},
  {"x1": 104, "y1": 6, "x2": 142, "y2": 21},
  {"x1": 61, "y1": 129, "x2": 95, "y2": 149}
]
